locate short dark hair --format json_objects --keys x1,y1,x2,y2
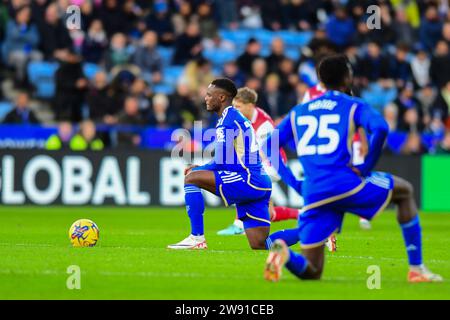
[
  {"x1": 317, "y1": 54, "x2": 351, "y2": 88},
  {"x1": 210, "y1": 78, "x2": 238, "y2": 99}
]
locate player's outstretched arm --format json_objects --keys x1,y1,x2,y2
[
  {"x1": 262, "y1": 114, "x2": 303, "y2": 192},
  {"x1": 353, "y1": 103, "x2": 389, "y2": 176}
]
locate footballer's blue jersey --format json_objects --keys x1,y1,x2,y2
[
  {"x1": 274, "y1": 91, "x2": 389, "y2": 205},
  {"x1": 198, "y1": 106, "x2": 265, "y2": 173}
]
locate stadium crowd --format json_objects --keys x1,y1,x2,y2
[{"x1": 0, "y1": 0, "x2": 449, "y2": 153}]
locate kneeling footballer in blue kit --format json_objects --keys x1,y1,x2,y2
[
  {"x1": 168, "y1": 78, "x2": 273, "y2": 250},
  {"x1": 263, "y1": 55, "x2": 442, "y2": 283}
]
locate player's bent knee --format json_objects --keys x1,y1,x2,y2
[{"x1": 184, "y1": 172, "x2": 199, "y2": 186}]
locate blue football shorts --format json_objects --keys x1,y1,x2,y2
[
  {"x1": 214, "y1": 170, "x2": 272, "y2": 230},
  {"x1": 298, "y1": 171, "x2": 394, "y2": 248}
]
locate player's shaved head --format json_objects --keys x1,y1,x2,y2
[
  {"x1": 210, "y1": 78, "x2": 238, "y2": 99},
  {"x1": 205, "y1": 78, "x2": 238, "y2": 115},
  {"x1": 317, "y1": 54, "x2": 353, "y2": 92}
]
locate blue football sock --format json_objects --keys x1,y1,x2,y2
[
  {"x1": 184, "y1": 184, "x2": 205, "y2": 236},
  {"x1": 285, "y1": 249, "x2": 308, "y2": 278},
  {"x1": 265, "y1": 228, "x2": 299, "y2": 249},
  {"x1": 400, "y1": 215, "x2": 423, "y2": 266}
]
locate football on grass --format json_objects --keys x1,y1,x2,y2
[{"x1": 69, "y1": 219, "x2": 99, "y2": 247}]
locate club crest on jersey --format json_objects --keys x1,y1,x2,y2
[{"x1": 216, "y1": 127, "x2": 225, "y2": 143}]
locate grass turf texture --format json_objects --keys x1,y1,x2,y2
[{"x1": 0, "y1": 206, "x2": 449, "y2": 300}]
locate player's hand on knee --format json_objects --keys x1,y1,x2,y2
[{"x1": 184, "y1": 164, "x2": 199, "y2": 176}]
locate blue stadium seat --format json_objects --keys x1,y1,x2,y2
[
  {"x1": 253, "y1": 29, "x2": 273, "y2": 46},
  {"x1": 157, "y1": 46, "x2": 174, "y2": 66},
  {"x1": 277, "y1": 31, "x2": 313, "y2": 48},
  {"x1": 153, "y1": 83, "x2": 175, "y2": 95},
  {"x1": 0, "y1": 101, "x2": 13, "y2": 121},
  {"x1": 163, "y1": 66, "x2": 184, "y2": 86},
  {"x1": 285, "y1": 47, "x2": 300, "y2": 61},
  {"x1": 27, "y1": 61, "x2": 59, "y2": 98},
  {"x1": 83, "y1": 63, "x2": 102, "y2": 80},
  {"x1": 203, "y1": 49, "x2": 238, "y2": 67}
]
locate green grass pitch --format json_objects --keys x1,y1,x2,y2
[{"x1": 0, "y1": 206, "x2": 449, "y2": 300}]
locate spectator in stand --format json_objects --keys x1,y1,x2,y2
[
  {"x1": 359, "y1": 41, "x2": 391, "y2": 85},
  {"x1": 148, "y1": 93, "x2": 182, "y2": 128},
  {"x1": 430, "y1": 40, "x2": 450, "y2": 89},
  {"x1": 69, "y1": 119, "x2": 104, "y2": 151},
  {"x1": 45, "y1": 121, "x2": 74, "y2": 150},
  {"x1": 222, "y1": 61, "x2": 245, "y2": 88},
  {"x1": 236, "y1": 38, "x2": 261, "y2": 76},
  {"x1": 383, "y1": 103, "x2": 398, "y2": 131},
  {"x1": 30, "y1": 0, "x2": 49, "y2": 29},
  {"x1": 202, "y1": 34, "x2": 235, "y2": 52},
  {"x1": 265, "y1": 37, "x2": 286, "y2": 74},
  {"x1": 411, "y1": 46, "x2": 431, "y2": 89},
  {"x1": 129, "y1": 77, "x2": 152, "y2": 117},
  {"x1": 430, "y1": 80, "x2": 450, "y2": 126},
  {"x1": 172, "y1": 21, "x2": 202, "y2": 65},
  {"x1": 250, "y1": 58, "x2": 267, "y2": 83},
  {"x1": 258, "y1": 73, "x2": 287, "y2": 119},
  {"x1": 132, "y1": 30, "x2": 162, "y2": 84},
  {"x1": 169, "y1": 82, "x2": 199, "y2": 128},
  {"x1": 197, "y1": 1, "x2": 217, "y2": 39},
  {"x1": 258, "y1": 0, "x2": 286, "y2": 31},
  {"x1": 443, "y1": 22, "x2": 450, "y2": 47},
  {"x1": 53, "y1": 51, "x2": 88, "y2": 122},
  {"x1": 435, "y1": 130, "x2": 450, "y2": 154},
  {"x1": 99, "y1": 0, "x2": 131, "y2": 38},
  {"x1": 86, "y1": 71, "x2": 113, "y2": 123},
  {"x1": 116, "y1": 95, "x2": 145, "y2": 148},
  {"x1": 368, "y1": 2, "x2": 396, "y2": 45},
  {"x1": 286, "y1": 0, "x2": 317, "y2": 31},
  {"x1": 389, "y1": 83, "x2": 424, "y2": 133},
  {"x1": 215, "y1": 0, "x2": 238, "y2": 29},
  {"x1": 390, "y1": 44, "x2": 413, "y2": 89},
  {"x1": 146, "y1": 1, "x2": 175, "y2": 46},
  {"x1": 1, "y1": 5, "x2": 42, "y2": 88},
  {"x1": 417, "y1": 84, "x2": 437, "y2": 126},
  {"x1": 277, "y1": 57, "x2": 298, "y2": 96},
  {"x1": 2, "y1": 91, "x2": 39, "y2": 124},
  {"x1": 392, "y1": 8, "x2": 415, "y2": 47},
  {"x1": 172, "y1": 0, "x2": 193, "y2": 36},
  {"x1": 419, "y1": 4, "x2": 443, "y2": 53},
  {"x1": 37, "y1": 2, "x2": 72, "y2": 60},
  {"x1": 82, "y1": 19, "x2": 108, "y2": 64},
  {"x1": 181, "y1": 57, "x2": 215, "y2": 102},
  {"x1": 325, "y1": 6, "x2": 355, "y2": 49},
  {"x1": 400, "y1": 132, "x2": 428, "y2": 155},
  {"x1": 104, "y1": 32, "x2": 139, "y2": 77}
]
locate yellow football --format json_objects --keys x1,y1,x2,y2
[{"x1": 69, "y1": 219, "x2": 99, "y2": 247}]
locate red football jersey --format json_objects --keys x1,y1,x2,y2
[{"x1": 251, "y1": 107, "x2": 287, "y2": 180}]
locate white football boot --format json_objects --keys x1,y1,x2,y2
[
  {"x1": 359, "y1": 218, "x2": 372, "y2": 230},
  {"x1": 167, "y1": 235, "x2": 207, "y2": 250}
]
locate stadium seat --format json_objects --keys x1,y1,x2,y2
[
  {"x1": 27, "y1": 61, "x2": 59, "y2": 99},
  {"x1": 153, "y1": 83, "x2": 175, "y2": 95},
  {"x1": 157, "y1": 46, "x2": 174, "y2": 67},
  {"x1": 203, "y1": 49, "x2": 238, "y2": 67},
  {"x1": 0, "y1": 101, "x2": 13, "y2": 121},
  {"x1": 83, "y1": 63, "x2": 102, "y2": 80},
  {"x1": 253, "y1": 29, "x2": 273, "y2": 46},
  {"x1": 277, "y1": 31, "x2": 313, "y2": 48},
  {"x1": 163, "y1": 66, "x2": 184, "y2": 86},
  {"x1": 285, "y1": 48, "x2": 300, "y2": 61}
]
